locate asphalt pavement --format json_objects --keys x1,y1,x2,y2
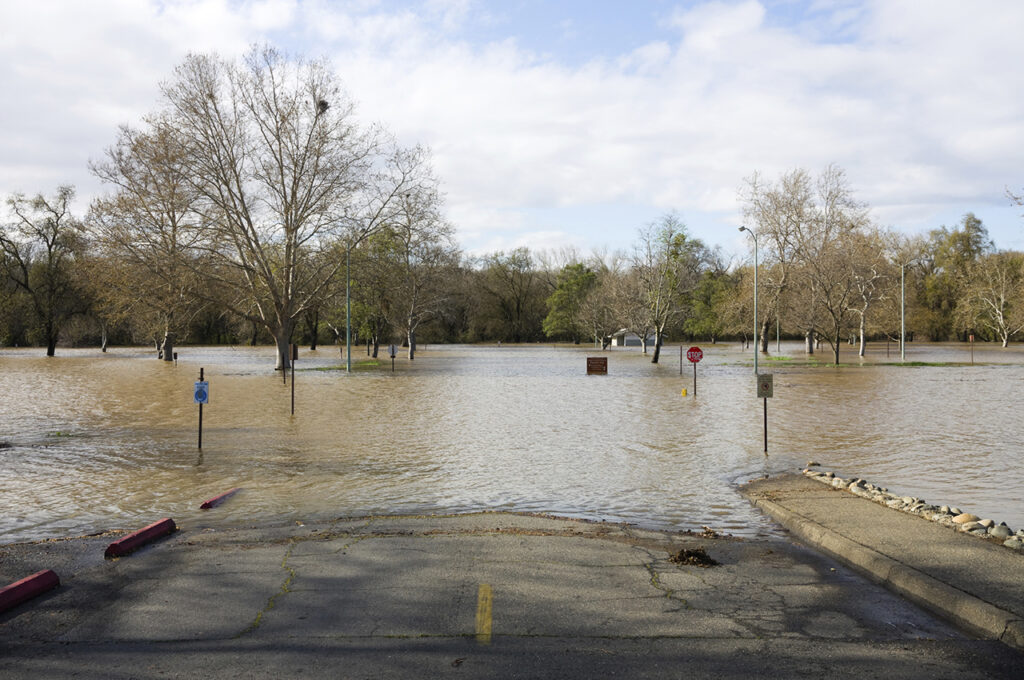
[{"x1": 1, "y1": 508, "x2": 1021, "y2": 678}]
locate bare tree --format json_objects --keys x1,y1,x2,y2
[
  {"x1": 849, "y1": 229, "x2": 892, "y2": 357},
  {"x1": 155, "y1": 46, "x2": 415, "y2": 369},
  {"x1": 1, "y1": 186, "x2": 86, "y2": 356},
  {"x1": 739, "y1": 169, "x2": 811, "y2": 353},
  {"x1": 89, "y1": 122, "x2": 208, "y2": 359},
  {"x1": 578, "y1": 254, "x2": 623, "y2": 349},
  {"x1": 386, "y1": 159, "x2": 460, "y2": 359},
  {"x1": 955, "y1": 251, "x2": 1024, "y2": 347}
]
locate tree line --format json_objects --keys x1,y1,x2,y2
[{"x1": 3, "y1": 48, "x2": 1024, "y2": 367}]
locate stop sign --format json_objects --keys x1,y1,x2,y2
[{"x1": 686, "y1": 346, "x2": 703, "y2": 363}]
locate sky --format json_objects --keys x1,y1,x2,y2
[{"x1": 3, "y1": 0, "x2": 1024, "y2": 258}]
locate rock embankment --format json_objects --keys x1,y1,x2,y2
[{"x1": 802, "y1": 467, "x2": 1024, "y2": 552}]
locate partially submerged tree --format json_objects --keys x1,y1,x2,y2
[
  {"x1": 955, "y1": 251, "x2": 1024, "y2": 347},
  {"x1": 89, "y1": 122, "x2": 207, "y2": 359},
  {"x1": 543, "y1": 262, "x2": 597, "y2": 343},
  {"x1": 1, "y1": 186, "x2": 87, "y2": 356},
  {"x1": 146, "y1": 45, "x2": 416, "y2": 369},
  {"x1": 385, "y1": 168, "x2": 460, "y2": 359},
  {"x1": 630, "y1": 213, "x2": 707, "y2": 364}
]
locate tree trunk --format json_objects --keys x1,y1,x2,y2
[
  {"x1": 273, "y1": 322, "x2": 294, "y2": 371},
  {"x1": 161, "y1": 332, "x2": 175, "y2": 362},
  {"x1": 833, "y1": 329, "x2": 841, "y2": 365},
  {"x1": 44, "y1": 320, "x2": 57, "y2": 357},
  {"x1": 641, "y1": 335, "x2": 648, "y2": 354},
  {"x1": 305, "y1": 308, "x2": 319, "y2": 351},
  {"x1": 759, "y1": 318, "x2": 770, "y2": 353},
  {"x1": 407, "y1": 326, "x2": 416, "y2": 361},
  {"x1": 805, "y1": 329, "x2": 815, "y2": 354},
  {"x1": 858, "y1": 316, "x2": 866, "y2": 357},
  {"x1": 651, "y1": 329, "x2": 662, "y2": 364}
]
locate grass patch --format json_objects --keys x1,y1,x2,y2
[
  {"x1": 877, "y1": 361, "x2": 971, "y2": 367},
  {"x1": 764, "y1": 355, "x2": 793, "y2": 362},
  {"x1": 308, "y1": 360, "x2": 381, "y2": 372}
]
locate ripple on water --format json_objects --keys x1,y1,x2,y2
[{"x1": 1, "y1": 343, "x2": 1023, "y2": 542}]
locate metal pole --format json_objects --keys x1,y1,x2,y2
[
  {"x1": 198, "y1": 367, "x2": 203, "y2": 450},
  {"x1": 346, "y1": 243, "x2": 352, "y2": 373},
  {"x1": 693, "y1": 361, "x2": 697, "y2": 396},
  {"x1": 679, "y1": 345, "x2": 683, "y2": 376},
  {"x1": 900, "y1": 262, "x2": 906, "y2": 362},
  {"x1": 290, "y1": 345, "x2": 295, "y2": 415},
  {"x1": 763, "y1": 397, "x2": 768, "y2": 453},
  {"x1": 739, "y1": 226, "x2": 758, "y2": 375},
  {"x1": 753, "y1": 234, "x2": 758, "y2": 375}
]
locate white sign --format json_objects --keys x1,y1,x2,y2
[
  {"x1": 756, "y1": 374, "x2": 774, "y2": 398},
  {"x1": 193, "y1": 381, "x2": 209, "y2": 405},
  {"x1": 389, "y1": 344, "x2": 397, "y2": 358}
]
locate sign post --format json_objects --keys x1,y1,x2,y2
[
  {"x1": 686, "y1": 346, "x2": 703, "y2": 395},
  {"x1": 290, "y1": 344, "x2": 296, "y2": 415},
  {"x1": 389, "y1": 344, "x2": 397, "y2": 372},
  {"x1": 756, "y1": 374, "x2": 773, "y2": 454},
  {"x1": 969, "y1": 334, "x2": 974, "y2": 365},
  {"x1": 194, "y1": 368, "x2": 209, "y2": 449}
]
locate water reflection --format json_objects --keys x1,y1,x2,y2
[{"x1": 1, "y1": 342, "x2": 1022, "y2": 543}]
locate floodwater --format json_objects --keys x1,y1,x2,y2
[{"x1": 1, "y1": 341, "x2": 1021, "y2": 544}]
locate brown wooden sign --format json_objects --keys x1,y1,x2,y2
[{"x1": 587, "y1": 357, "x2": 608, "y2": 375}]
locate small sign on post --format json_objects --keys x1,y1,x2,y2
[
  {"x1": 389, "y1": 344, "x2": 397, "y2": 372},
  {"x1": 587, "y1": 357, "x2": 608, "y2": 375},
  {"x1": 194, "y1": 368, "x2": 208, "y2": 449},
  {"x1": 686, "y1": 346, "x2": 702, "y2": 395}
]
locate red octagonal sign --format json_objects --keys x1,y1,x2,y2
[{"x1": 686, "y1": 346, "x2": 703, "y2": 363}]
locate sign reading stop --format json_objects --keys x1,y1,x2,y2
[{"x1": 686, "y1": 346, "x2": 703, "y2": 363}]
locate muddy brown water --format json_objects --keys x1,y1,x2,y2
[{"x1": 1, "y1": 342, "x2": 1021, "y2": 543}]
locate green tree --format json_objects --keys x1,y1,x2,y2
[
  {"x1": 683, "y1": 265, "x2": 735, "y2": 343},
  {"x1": 542, "y1": 262, "x2": 597, "y2": 342},
  {"x1": 631, "y1": 212, "x2": 708, "y2": 363},
  {"x1": 919, "y1": 213, "x2": 992, "y2": 340}
]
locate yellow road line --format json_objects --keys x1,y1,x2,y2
[{"x1": 475, "y1": 583, "x2": 493, "y2": 644}]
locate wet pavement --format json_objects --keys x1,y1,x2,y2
[{"x1": 1, "y1": 511, "x2": 1020, "y2": 678}]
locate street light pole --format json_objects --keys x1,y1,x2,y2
[
  {"x1": 739, "y1": 226, "x2": 758, "y2": 375},
  {"x1": 900, "y1": 261, "x2": 906, "y2": 362},
  {"x1": 346, "y1": 242, "x2": 352, "y2": 373}
]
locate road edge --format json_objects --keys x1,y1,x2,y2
[{"x1": 746, "y1": 493, "x2": 1024, "y2": 653}]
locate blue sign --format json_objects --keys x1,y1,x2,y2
[{"x1": 193, "y1": 381, "x2": 209, "y2": 404}]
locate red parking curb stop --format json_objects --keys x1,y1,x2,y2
[
  {"x1": 105, "y1": 518, "x2": 177, "y2": 558},
  {"x1": 200, "y1": 487, "x2": 241, "y2": 510},
  {"x1": 0, "y1": 570, "x2": 60, "y2": 614}
]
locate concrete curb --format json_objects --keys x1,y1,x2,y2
[
  {"x1": 0, "y1": 569, "x2": 60, "y2": 614},
  {"x1": 200, "y1": 487, "x2": 241, "y2": 510},
  {"x1": 749, "y1": 495, "x2": 1024, "y2": 653},
  {"x1": 104, "y1": 518, "x2": 177, "y2": 558}
]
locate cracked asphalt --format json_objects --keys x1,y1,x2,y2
[{"x1": 1, "y1": 513, "x2": 1020, "y2": 678}]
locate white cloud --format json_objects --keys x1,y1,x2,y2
[{"x1": 2, "y1": 0, "x2": 1024, "y2": 253}]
